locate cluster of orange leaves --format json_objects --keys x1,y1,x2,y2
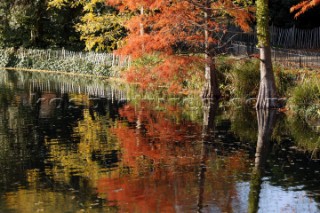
[{"x1": 291, "y1": 0, "x2": 320, "y2": 18}]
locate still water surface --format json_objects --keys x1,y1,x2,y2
[{"x1": 0, "y1": 69, "x2": 320, "y2": 213}]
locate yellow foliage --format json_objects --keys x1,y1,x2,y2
[{"x1": 48, "y1": 0, "x2": 126, "y2": 51}]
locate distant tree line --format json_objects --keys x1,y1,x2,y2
[
  {"x1": 0, "y1": 0, "x2": 319, "y2": 51},
  {"x1": 0, "y1": 0, "x2": 126, "y2": 51},
  {"x1": 0, "y1": 0, "x2": 85, "y2": 50}
]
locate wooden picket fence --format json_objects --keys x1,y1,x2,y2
[
  {"x1": 231, "y1": 25, "x2": 320, "y2": 49},
  {"x1": 230, "y1": 42, "x2": 320, "y2": 68},
  {"x1": 16, "y1": 48, "x2": 131, "y2": 68}
]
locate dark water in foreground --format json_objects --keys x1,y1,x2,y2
[{"x1": 0, "y1": 69, "x2": 320, "y2": 213}]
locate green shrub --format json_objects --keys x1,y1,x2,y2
[
  {"x1": 224, "y1": 59, "x2": 260, "y2": 99},
  {"x1": 274, "y1": 65, "x2": 297, "y2": 97},
  {"x1": 288, "y1": 77, "x2": 320, "y2": 119},
  {"x1": 288, "y1": 78, "x2": 319, "y2": 109}
]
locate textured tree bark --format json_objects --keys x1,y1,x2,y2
[
  {"x1": 256, "y1": 46, "x2": 278, "y2": 109},
  {"x1": 202, "y1": 0, "x2": 221, "y2": 100},
  {"x1": 248, "y1": 110, "x2": 277, "y2": 213},
  {"x1": 256, "y1": 0, "x2": 279, "y2": 109},
  {"x1": 202, "y1": 56, "x2": 221, "y2": 100}
]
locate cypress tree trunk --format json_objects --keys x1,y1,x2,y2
[
  {"x1": 202, "y1": 0, "x2": 221, "y2": 100},
  {"x1": 202, "y1": 55, "x2": 221, "y2": 100},
  {"x1": 255, "y1": 0, "x2": 279, "y2": 109}
]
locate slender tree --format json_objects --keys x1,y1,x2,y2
[{"x1": 255, "y1": 0, "x2": 279, "y2": 109}]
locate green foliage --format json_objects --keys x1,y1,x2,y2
[
  {"x1": 256, "y1": 0, "x2": 271, "y2": 47},
  {"x1": 288, "y1": 77, "x2": 320, "y2": 118},
  {"x1": 221, "y1": 58, "x2": 260, "y2": 99},
  {"x1": 217, "y1": 57, "x2": 298, "y2": 100},
  {"x1": 131, "y1": 53, "x2": 163, "y2": 68},
  {"x1": 0, "y1": 0, "x2": 83, "y2": 49},
  {"x1": 129, "y1": 53, "x2": 204, "y2": 93},
  {"x1": 273, "y1": 65, "x2": 297, "y2": 97}
]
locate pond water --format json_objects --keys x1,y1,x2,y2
[{"x1": 0, "y1": 69, "x2": 320, "y2": 213}]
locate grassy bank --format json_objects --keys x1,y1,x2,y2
[{"x1": 215, "y1": 56, "x2": 320, "y2": 120}]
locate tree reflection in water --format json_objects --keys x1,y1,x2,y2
[
  {"x1": 197, "y1": 100, "x2": 218, "y2": 212},
  {"x1": 97, "y1": 100, "x2": 250, "y2": 212},
  {"x1": 249, "y1": 110, "x2": 278, "y2": 213}
]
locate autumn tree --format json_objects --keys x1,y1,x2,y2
[
  {"x1": 107, "y1": 0, "x2": 253, "y2": 98},
  {"x1": 255, "y1": 0, "x2": 279, "y2": 109}
]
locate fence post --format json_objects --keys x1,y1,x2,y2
[{"x1": 299, "y1": 56, "x2": 302, "y2": 68}]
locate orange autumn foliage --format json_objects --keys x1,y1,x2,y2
[
  {"x1": 113, "y1": 0, "x2": 253, "y2": 56},
  {"x1": 291, "y1": 0, "x2": 320, "y2": 17},
  {"x1": 106, "y1": 0, "x2": 254, "y2": 93}
]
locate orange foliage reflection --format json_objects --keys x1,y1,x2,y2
[
  {"x1": 114, "y1": 102, "x2": 202, "y2": 169},
  {"x1": 97, "y1": 102, "x2": 251, "y2": 212}
]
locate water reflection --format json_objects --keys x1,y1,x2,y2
[
  {"x1": 0, "y1": 69, "x2": 320, "y2": 212},
  {"x1": 198, "y1": 100, "x2": 218, "y2": 212},
  {"x1": 98, "y1": 100, "x2": 250, "y2": 212},
  {"x1": 249, "y1": 110, "x2": 277, "y2": 213}
]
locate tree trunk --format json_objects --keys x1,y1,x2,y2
[
  {"x1": 140, "y1": 6, "x2": 145, "y2": 52},
  {"x1": 202, "y1": 0, "x2": 221, "y2": 100},
  {"x1": 256, "y1": 46, "x2": 278, "y2": 109},
  {"x1": 255, "y1": 0, "x2": 279, "y2": 109},
  {"x1": 248, "y1": 110, "x2": 277, "y2": 213},
  {"x1": 31, "y1": 1, "x2": 44, "y2": 47},
  {"x1": 140, "y1": 6, "x2": 144, "y2": 36},
  {"x1": 202, "y1": 56, "x2": 221, "y2": 100}
]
